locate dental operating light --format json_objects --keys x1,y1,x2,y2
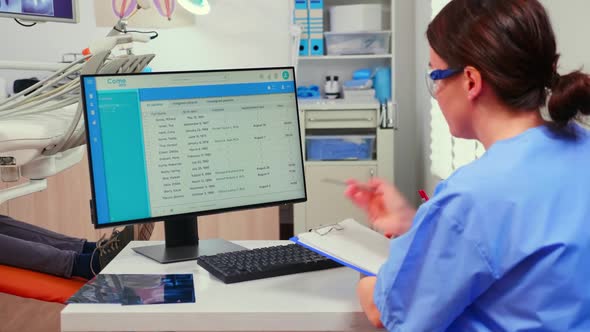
[{"x1": 178, "y1": 0, "x2": 210, "y2": 15}]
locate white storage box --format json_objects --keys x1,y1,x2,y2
[
  {"x1": 325, "y1": 31, "x2": 391, "y2": 55},
  {"x1": 329, "y1": 4, "x2": 383, "y2": 33},
  {"x1": 343, "y1": 89, "x2": 376, "y2": 101}
]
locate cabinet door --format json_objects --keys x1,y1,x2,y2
[{"x1": 304, "y1": 164, "x2": 376, "y2": 231}]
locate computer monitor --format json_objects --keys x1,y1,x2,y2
[
  {"x1": 0, "y1": 0, "x2": 78, "y2": 24},
  {"x1": 81, "y1": 67, "x2": 306, "y2": 263}
]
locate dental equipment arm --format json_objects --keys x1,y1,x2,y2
[{"x1": 0, "y1": 35, "x2": 155, "y2": 205}]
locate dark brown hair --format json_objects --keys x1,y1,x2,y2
[{"x1": 427, "y1": 0, "x2": 590, "y2": 127}]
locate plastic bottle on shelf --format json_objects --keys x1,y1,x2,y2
[{"x1": 374, "y1": 67, "x2": 391, "y2": 103}]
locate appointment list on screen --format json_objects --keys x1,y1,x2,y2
[{"x1": 83, "y1": 69, "x2": 305, "y2": 225}]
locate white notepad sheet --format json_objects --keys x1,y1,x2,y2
[{"x1": 295, "y1": 219, "x2": 390, "y2": 275}]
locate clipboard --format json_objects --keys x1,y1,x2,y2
[{"x1": 290, "y1": 219, "x2": 390, "y2": 276}]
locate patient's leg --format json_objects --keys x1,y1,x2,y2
[
  {"x1": 0, "y1": 233, "x2": 77, "y2": 278},
  {"x1": 0, "y1": 215, "x2": 85, "y2": 254}
]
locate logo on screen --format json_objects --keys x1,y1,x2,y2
[
  {"x1": 106, "y1": 78, "x2": 127, "y2": 87},
  {"x1": 282, "y1": 71, "x2": 290, "y2": 80}
]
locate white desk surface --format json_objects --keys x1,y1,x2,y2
[{"x1": 61, "y1": 240, "x2": 380, "y2": 332}]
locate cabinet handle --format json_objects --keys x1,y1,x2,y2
[
  {"x1": 392, "y1": 104, "x2": 399, "y2": 130},
  {"x1": 370, "y1": 169, "x2": 375, "y2": 177},
  {"x1": 308, "y1": 117, "x2": 374, "y2": 122}
]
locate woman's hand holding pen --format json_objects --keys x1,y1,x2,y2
[{"x1": 344, "y1": 178, "x2": 416, "y2": 238}]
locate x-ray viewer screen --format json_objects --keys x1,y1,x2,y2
[
  {"x1": 82, "y1": 68, "x2": 305, "y2": 226},
  {"x1": 0, "y1": 0, "x2": 77, "y2": 23}
]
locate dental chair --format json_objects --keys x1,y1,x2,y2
[{"x1": 0, "y1": 35, "x2": 155, "y2": 304}]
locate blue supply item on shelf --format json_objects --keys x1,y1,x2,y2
[
  {"x1": 374, "y1": 67, "x2": 391, "y2": 103},
  {"x1": 294, "y1": 0, "x2": 310, "y2": 56},
  {"x1": 306, "y1": 135, "x2": 375, "y2": 161},
  {"x1": 309, "y1": 0, "x2": 325, "y2": 55},
  {"x1": 297, "y1": 85, "x2": 321, "y2": 99},
  {"x1": 343, "y1": 79, "x2": 373, "y2": 90},
  {"x1": 352, "y1": 68, "x2": 372, "y2": 80}
]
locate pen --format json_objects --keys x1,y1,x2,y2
[
  {"x1": 321, "y1": 178, "x2": 374, "y2": 191},
  {"x1": 418, "y1": 190, "x2": 430, "y2": 202}
]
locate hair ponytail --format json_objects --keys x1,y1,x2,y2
[{"x1": 548, "y1": 70, "x2": 590, "y2": 127}]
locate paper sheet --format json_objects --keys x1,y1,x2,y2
[{"x1": 296, "y1": 219, "x2": 390, "y2": 275}]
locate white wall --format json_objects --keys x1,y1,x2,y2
[
  {"x1": 416, "y1": 0, "x2": 590, "y2": 195},
  {"x1": 541, "y1": 0, "x2": 590, "y2": 74},
  {"x1": 0, "y1": 0, "x2": 291, "y2": 87},
  {"x1": 130, "y1": 1, "x2": 292, "y2": 71}
]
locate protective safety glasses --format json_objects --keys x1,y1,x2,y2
[{"x1": 426, "y1": 68, "x2": 463, "y2": 98}]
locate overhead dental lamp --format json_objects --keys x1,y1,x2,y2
[{"x1": 177, "y1": 0, "x2": 211, "y2": 15}]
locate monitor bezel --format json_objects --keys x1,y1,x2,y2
[
  {"x1": 0, "y1": 0, "x2": 79, "y2": 24},
  {"x1": 81, "y1": 66, "x2": 307, "y2": 229}
]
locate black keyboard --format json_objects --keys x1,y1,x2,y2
[{"x1": 197, "y1": 244, "x2": 342, "y2": 284}]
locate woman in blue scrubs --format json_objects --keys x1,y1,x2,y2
[{"x1": 346, "y1": 0, "x2": 590, "y2": 330}]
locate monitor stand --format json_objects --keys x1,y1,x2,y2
[{"x1": 132, "y1": 215, "x2": 246, "y2": 264}]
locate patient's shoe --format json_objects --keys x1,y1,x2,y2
[
  {"x1": 137, "y1": 222, "x2": 155, "y2": 241},
  {"x1": 91, "y1": 226, "x2": 134, "y2": 275}
]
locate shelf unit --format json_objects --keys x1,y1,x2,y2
[
  {"x1": 290, "y1": 0, "x2": 396, "y2": 235},
  {"x1": 293, "y1": 104, "x2": 395, "y2": 234},
  {"x1": 291, "y1": 0, "x2": 396, "y2": 235},
  {"x1": 297, "y1": 54, "x2": 392, "y2": 61},
  {"x1": 295, "y1": 0, "x2": 394, "y2": 92}
]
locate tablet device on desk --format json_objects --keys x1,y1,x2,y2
[{"x1": 67, "y1": 274, "x2": 195, "y2": 305}]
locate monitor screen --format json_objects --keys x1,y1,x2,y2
[
  {"x1": 81, "y1": 67, "x2": 306, "y2": 230},
  {"x1": 0, "y1": 0, "x2": 78, "y2": 23}
]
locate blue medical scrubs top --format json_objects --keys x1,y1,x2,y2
[{"x1": 375, "y1": 123, "x2": 590, "y2": 331}]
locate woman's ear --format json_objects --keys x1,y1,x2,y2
[{"x1": 464, "y1": 66, "x2": 482, "y2": 101}]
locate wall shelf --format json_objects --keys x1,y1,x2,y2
[
  {"x1": 298, "y1": 100, "x2": 380, "y2": 111},
  {"x1": 298, "y1": 54, "x2": 392, "y2": 61}
]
